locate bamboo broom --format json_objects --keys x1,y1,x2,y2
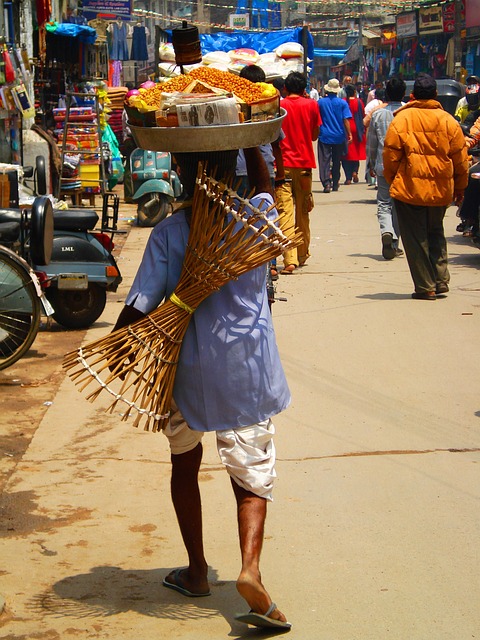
[{"x1": 63, "y1": 164, "x2": 302, "y2": 432}]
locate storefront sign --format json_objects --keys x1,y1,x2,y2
[
  {"x1": 442, "y1": 1, "x2": 465, "y2": 33},
  {"x1": 381, "y1": 29, "x2": 396, "y2": 45},
  {"x1": 228, "y1": 13, "x2": 250, "y2": 28},
  {"x1": 466, "y1": 0, "x2": 480, "y2": 27},
  {"x1": 396, "y1": 11, "x2": 417, "y2": 38},
  {"x1": 82, "y1": 0, "x2": 132, "y2": 17},
  {"x1": 419, "y1": 6, "x2": 444, "y2": 34}
]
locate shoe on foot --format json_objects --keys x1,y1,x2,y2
[
  {"x1": 352, "y1": 172, "x2": 359, "y2": 183},
  {"x1": 394, "y1": 248, "x2": 404, "y2": 257},
  {"x1": 332, "y1": 184, "x2": 339, "y2": 191},
  {"x1": 344, "y1": 179, "x2": 352, "y2": 185},
  {"x1": 281, "y1": 264, "x2": 296, "y2": 274},
  {"x1": 412, "y1": 291, "x2": 436, "y2": 300},
  {"x1": 323, "y1": 186, "x2": 331, "y2": 193},
  {"x1": 382, "y1": 232, "x2": 396, "y2": 260},
  {"x1": 436, "y1": 283, "x2": 449, "y2": 294}
]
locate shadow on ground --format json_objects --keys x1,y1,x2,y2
[{"x1": 27, "y1": 566, "x2": 289, "y2": 638}]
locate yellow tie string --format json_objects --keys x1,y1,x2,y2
[{"x1": 169, "y1": 292, "x2": 195, "y2": 314}]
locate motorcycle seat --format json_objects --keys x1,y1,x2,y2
[
  {"x1": 0, "y1": 208, "x2": 21, "y2": 225},
  {"x1": 53, "y1": 209, "x2": 99, "y2": 231},
  {"x1": 0, "y1": 221, "x2": 20, "y2": 243}
]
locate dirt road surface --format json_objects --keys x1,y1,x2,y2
[{"x1": 1, "y1": 172, "x2": 480, "y2": 639}]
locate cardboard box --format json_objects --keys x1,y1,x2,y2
[{"x1": 176, "y1": 97, "x2": 240, "y2": 127}]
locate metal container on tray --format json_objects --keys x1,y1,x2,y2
[{"x1": 128, "y1": 108, "x2": 286, "y2": 153}]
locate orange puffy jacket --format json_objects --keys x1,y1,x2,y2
[{"x1": 383, "y1": 99, "x2": 468, "y2": 206}]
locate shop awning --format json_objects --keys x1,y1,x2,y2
[{"x1": 314, "y1": 49, "x2": 347, "y2": 58}]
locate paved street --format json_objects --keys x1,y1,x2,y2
[{"x1": 1, "y1": 166, "x2": 480, "y2": 639}]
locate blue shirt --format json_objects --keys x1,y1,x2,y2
[
  {"x1": 318, "y1": 94, "x2": 352, "y2": 145},
  {"x1": 125, "y1": 193, "x2": 291, "y2": 432}
]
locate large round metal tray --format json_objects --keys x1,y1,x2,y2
[{"x1": 128, "y1": 108, "x2": 286, "y2": 152}]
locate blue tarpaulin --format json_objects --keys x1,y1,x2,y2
[
  {"x1": 45, "y1": 22, "x2": 97, "y2": 43},
  {"x1": 198, "y1": 28, "x2": 314, "y2": 60}
]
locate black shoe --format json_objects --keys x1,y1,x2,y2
[
  {"x1": 456, "y1": 221, "x2": 466, "y2": 232},
  {"x1": 412, "y1": 291, "x2": 436, "y2": 300},
  {"x1": 382, "y1": 233, "x2": 396, "y2": 260},
  {"x1": 332, "y1": 184, "x2": 339, "y2": 191},
  {"x1": 323, "y1": 186, "x2": 331, "y2": 193},
  {"x1": 436, "y1": 283, "x2": 449, "y2": 294}
]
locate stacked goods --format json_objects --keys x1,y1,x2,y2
[
  {"x1": 54, "y1": 106, "x2": 102, "y2": 195},
  {"x1": 107, "y1": 86, "x2": 128, "y2": 145},
  {"x1": 157, "y1": 43, "x2": 308, "y2": 80},
  {"x1": 64, "y1": 164, "x2": 302, "y2": 432},
  {"x1": 125, "y1": 67, "x2": 279, "y2": 129}
]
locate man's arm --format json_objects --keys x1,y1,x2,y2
[
  {"x1": 344, "y1": 118, "x2": 352, "y2": 144},
  {"x1": 244, "y1": 146, "x2": 273, "y2": 196},
  {"x1": 382, "y1": 122, "x2": 403, "y2": 184},
  {"x1": 449, "y1": 119, "x2": 469, "y2": 204},
  {"x1": 366, "y1": 118, "x2": 378, "y2": 170},
  {"x1": 112, "y1": 304, "x2": 146, "y2": 333}
]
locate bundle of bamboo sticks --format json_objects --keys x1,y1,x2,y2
[{"x1": 63, "y1": 164, "x2": 302, "y2": 432}]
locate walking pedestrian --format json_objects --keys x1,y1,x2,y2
[
  {"x1": 367, "y1": 77, "x2": 406, "y2": 260},
  {"x1": 341, "y1": 84, "x2": 366, "y2": 184},
  {"x1": 112, "y1": 146, "x2": 291, "y2": 630},
  {"x1": 383, "y1": 74, "x2": 468, "y2": 299},
  {"x1": 280, "y1": 71, "x2": 321, "y2": 268},
  {"x1": 317, "y1": 78, "x2": 352, "y2": 193}
]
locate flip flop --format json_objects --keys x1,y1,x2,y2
[
  {"x1": 162, "y1": 569, "x2": 211, "y2": 598},
  {"x1": 235, "y1": 602, "x2": 292, "y2": 630},
  {"x1": 280, "y1": 265, "x2": 296, "y2": 274}
]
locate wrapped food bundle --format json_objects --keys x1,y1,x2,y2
[{"x1": 125, "y1": 66, "x2": 279, "y2": 128}]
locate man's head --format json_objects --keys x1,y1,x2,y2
[
  {"x1": 271, "y1": 77, "x2": 286, "y2": 97},
  {"x1": 239, "y1": 64, "x2": 266, "y2": 84},
  {"x1": 413, "y1": 73, "x2": 437, "y2": 100},
  {"x1": 324, "y1": 78, "x2": 341, "y2": 94},
  {"x1": 385, "y1": 77, "x2": 406, "y2": 102},
  {"x1": 174, "y1": 151, "x2": 239, "y2": 197},
  {"x1": 375, "y1": 80, "x2": 383, "y2": 90},
  {"x1": 342, "y1": 75, "x2": 352, "y2": 86},
  {"x1": 344, "y1": 84, "x2": 356, "y2": 98},
  {"x1": 284, "y1": 71, "x2": 307, "y2": 96},
  {"x1": 374, "y1": 88, "x2": 386, "y2": 101},
  {"x1": 466, "y1": 75, "x2": 480, "y2": 110}
]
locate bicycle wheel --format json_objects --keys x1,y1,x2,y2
[{"x1": 0, "y1": 247, "x2": 41, "y2": 370}]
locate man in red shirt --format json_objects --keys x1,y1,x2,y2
[{"x1": 280, "y1": 71, "x2": 321, "y2": 269}]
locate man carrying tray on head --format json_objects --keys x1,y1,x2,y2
[{"x1": 112, "y1": 146, "x2": 291, "y2": 630}]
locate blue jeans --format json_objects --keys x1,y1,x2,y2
[{"x1": 377, "y1": 175, "x2": 399, "y2": 245}]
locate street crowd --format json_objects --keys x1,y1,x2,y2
[{"x1": 266, "y1": 70, "x2": 473, "y2": 303}]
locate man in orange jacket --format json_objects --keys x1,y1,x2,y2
[{"x1": 383, "y1": 74, "x2": 468, "y2": 300}]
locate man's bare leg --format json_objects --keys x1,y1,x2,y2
[
  {"x1": 231, "y1": 479, "x2": 287, "y2": 623},
  {"x1": 164, "y1": 443, "x2": 210, "y2": 595}
]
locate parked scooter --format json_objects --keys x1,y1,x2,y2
[
  {"x1": 0, "y1": 203, "x2": 122, "y2": 329},
  {"x1": 130, "y1": 149, "x2": 182, "y2": 227},
  {"x1": 34, "y1": 207, "x2": 122, "y2": 329}
]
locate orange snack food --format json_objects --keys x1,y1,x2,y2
[{"x1": 143, "y1": 67, "x2": 265, "y2": 106}]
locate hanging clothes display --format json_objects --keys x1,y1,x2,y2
[
  {"x1": 88, "y1": 18, "x2": 108, "y2": 43},
  {"x1": 108, "y1": 60, "x2": 123, "y2": 87},
  {"x1": 130, "y1": 23, "x2": 148, "y2": 61},
  {"x1": 108, "y1": 20, "x2": 129, "y2": 61}
]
